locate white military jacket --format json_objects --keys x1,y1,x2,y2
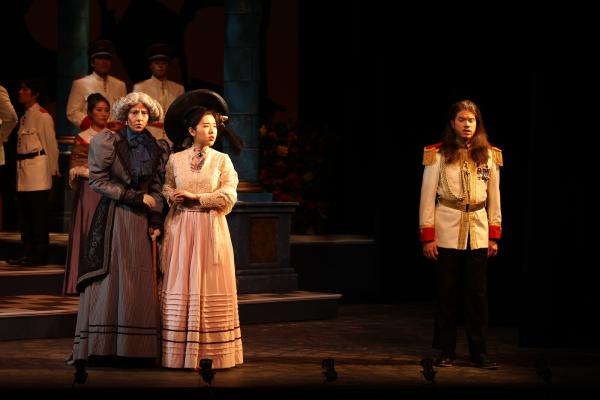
[
  {"x1": 0, "y1": 85, "x2": 18, "y2": 166},
  {"x1": 66, "y1": 72, "x2": 127, "y2": 129},
  {"x1": 17, "y1": 103, "x2": 59, "y2": 191},
  {"x1": 419, "y1": 143, "x2": 502, "y2": 250},
  {"x1": 133, "y1": 76, "x2": 184, "y2": 146}
]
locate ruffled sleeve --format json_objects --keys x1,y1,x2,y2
[{"x1": 197, "y1": 153, "x2": 238, "y2": 215}]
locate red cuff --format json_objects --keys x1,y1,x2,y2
[
  {"x1": 79, "y1": 116, "x2": 91, "y2": 130},
  {"x1": 419, "y1": 227, "x2": 435, "y2": 242},
  {"x1": 489, "y1": 225, "x2": 502, "y2": 240}
]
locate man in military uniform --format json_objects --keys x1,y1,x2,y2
[
  {"x1": 0, "y1": 84, "x2": 18, "y2": 230},
  {"x1": 8, "y1": 78, "x2": 59, "y2": 266},
  {"x1": 66, "y1": 39, "x2": 127, "y2": 130},
  {"x1": 133, "y1": 43, "x2": 184, "y2": 148},
  {"x1": 0, "y1": 84, "x2": 18, "y2": 168},
  {"x1": 419, "y1": 99, "x2": 502, "y2": 369}
]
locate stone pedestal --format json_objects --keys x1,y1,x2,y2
[{"x1": 227, "y1": 201, "x2": 298, "y2": 294}]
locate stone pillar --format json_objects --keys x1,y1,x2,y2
[
  {"x1": 56, "y1": 0, "x2": 89, "y2": 231},
  {"x1": 224, "y1": 0, "x2": 271, "y2": 201},
  {"x1": 57, "y1": 0, "x2": 89, "y2": 140}
]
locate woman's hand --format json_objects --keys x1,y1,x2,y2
[
  {"x1": 488, "y1": 240, "x2": 498, "y2": 257},
  {"x1": 173, "y1": 189, "x2": 198, "y2": 204},
  {"x1": 68, "y1": 168, "x2": 78, "y2": 188},
  {"x1": 68, "y1": 166, "x2": 89, "y2": 188},
  {"x1": 423, "y1": 241, "x2": 438, "y2": 261},
  {"x1": 149, "y1": 228, "x2": 161, "y2": 241},
  {"x1": 143, "y1": 194, "x2": 156, "y2": 209}
]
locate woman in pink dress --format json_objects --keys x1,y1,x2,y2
[
  {"x1": 160, "y1": 104, "x2": 243, "y2": 370},
  {"x1": 63, "y1": 93, "x2": 109, "y2": 295}
]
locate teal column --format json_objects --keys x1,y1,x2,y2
[
  {"x1": 56, "y1": 0, "x2": 89, "y2": 231},
  {"x1": 57, "y1": 0, "x2": 89, "y2": 141},
  {"x1": 224, "y1": 0, "x2": 270, "y2": 200}
]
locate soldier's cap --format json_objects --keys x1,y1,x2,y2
[
  {"x1": 88, "y1": 39, "x2": 115, "y2": 59},
  {"x1": 145, "y1": 43, "x2": 173, "y2": 62}
]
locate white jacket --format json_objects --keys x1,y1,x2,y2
[
  {"x1": 66, "y1": 72, "x2": 126, "y2": 128},
  {"x1": 17, "y1": 103, "x2": 59, "y2": 191},
  {"x1": 419, "y1": 143, "x2": 502, "y2": 250},
  {"x1": 0, "y1": 85, "x2": 18, "y2": 166}
]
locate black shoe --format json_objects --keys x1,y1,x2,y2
[
  {"x1": 6, "y1": 256, "x2": 27, "y2": 265},
  {"x1": 73, "y1": 360, "x2": 88, "y2": 384},
  {"x1": 471, "y1": 353, "x2": 498, "y2": 369},
  {"x1": 434, "y1": 351, "x2": 455, "y2": 367}
]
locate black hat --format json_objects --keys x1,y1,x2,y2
[
  {"x1": 164, "y1": 89, "x2": 229, "y2": 149},
  {"x1": 88, "y1": 39, "x2": 115, "y2": 59},
  {"x1": 145, "y1": 43, "x2": 173, "y2": 62}
]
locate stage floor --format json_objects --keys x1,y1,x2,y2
[{"x1": 0, "y1": 302, "x2": 598, "y2": 398}]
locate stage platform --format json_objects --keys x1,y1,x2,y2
[{"x1": 0, "y1": 302, "x2": 598, "y2": 398}]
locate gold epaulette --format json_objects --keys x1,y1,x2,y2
[
  {"x1": 422, "y1": 143, "x2": 441, "y2": 165},
  {"x1": 491, "y1": 146, "x2": 503, "y2": 167}
]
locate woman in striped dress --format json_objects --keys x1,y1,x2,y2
[{"x1": 71, "y1": 92, "x2": 169, "y2": 366}]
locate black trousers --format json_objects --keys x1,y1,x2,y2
[
  {"x1": 433, "y1": 245, "x2": 488, "y2": 357},
  {"x1": 17, "y1": 190, "x2": 50, "y2": 261}
]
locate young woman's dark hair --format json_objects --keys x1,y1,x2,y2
[
  {"x1": 183, "y1": 106, "x2": 244, "y2": 154},
  {"x1": 86, "y1": 92, "x2": 110, "y2": 114}
]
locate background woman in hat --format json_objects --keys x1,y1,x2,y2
[
  {"x1": 70, "y1": 92, "x2": 170, "y2": 367},
  {"x1": 62, "y1": 93, "x2": 110, "y2": 295},
  {"x1": 159, "y1": 103, "x2": 243, "y2": 370}
]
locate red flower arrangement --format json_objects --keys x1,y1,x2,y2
[{"x1": 258, "y1": 122, "x2": 331, "y2": 234}]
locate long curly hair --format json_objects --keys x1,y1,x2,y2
[{"x1": 440, "y1": 99, "x2": 491, "y2": 165}]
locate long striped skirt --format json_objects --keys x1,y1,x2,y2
[
  {"x1": 72, "y1": 204, "x2": 159, "y2": 360},
  {"x1": 159, "y1": 208, "x2": 243, "y2": 369}
]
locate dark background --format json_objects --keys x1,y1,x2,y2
[{"x1": 1, "y1": 1, "x2": 598, "y2": 346}]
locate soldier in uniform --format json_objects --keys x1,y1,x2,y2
[
  {"x1": 133, "y1": 43, "x2": 184, "y2": 148},
  {"x1": 66, "y1": 39, "x2": 127, "y2": 131},
  {"x1": 0, "y1": 84, "x2": 18, "y2": 230},
  {"x1": 419, "y1": 99, "x2": 502, "y2": 369},
  {"x1": 0, "y1": 84, "x2": 18, "y2": 168},
  {"x1": 7, "y1": 78, "x2": 59, "y2": 266}
]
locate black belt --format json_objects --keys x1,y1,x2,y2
[{"x1": 17, "y1": 149, "x2": 46, "y2": 160}]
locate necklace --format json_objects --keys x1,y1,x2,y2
[{"x1": 190, "y1": 147, "x2": 207, "y2": 172}]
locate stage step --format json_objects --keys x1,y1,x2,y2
[
  {"x1": 0, "y1": 294, "x2": 79, "y2": 340},
  {"x1": 0, "y1": 291, "x2": 341, "y2": 341},
  {"x1": 0, "y1": 232, "x2": 67, "y2": 265},
  {"x1": 0, "y1": 262, "x2": 65, "y2": 295},
  {"x1": 291, "y1": 234, "x2": 378, "y2": 301},
  {"x1": 0, "y1": 231, "x2": 346, "y2": 339}
]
